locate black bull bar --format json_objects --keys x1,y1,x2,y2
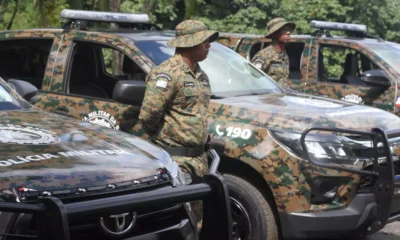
[
  {"x1": 0, "y1": 149, "x2": 233, "y2": 240},
  {"x1": 300, "y1": 127, "x2": 400, "y2": 233}
]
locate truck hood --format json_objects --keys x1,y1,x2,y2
[
  {"x1": 0, "y1": 110, "x2": 174, "y2": 193},
  {"x1": 209, "y1": 93, "x2": 400, "y2": 132}
]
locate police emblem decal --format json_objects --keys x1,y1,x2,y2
[
  {"x1": 341, "y1": 94, "x2": 364, "y2": 105},
  {"x1": 0, "y1": 124, "x2": 60, "y2": 145},
  {"x1": 82, "y1": 111, "x2": 120, "y2": 130}
]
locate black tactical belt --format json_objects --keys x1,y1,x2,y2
[{"x1": 161, "y1": 145, "x2": 205, "y2": 157}]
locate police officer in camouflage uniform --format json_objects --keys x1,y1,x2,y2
[
  {"x1": 251, "y1": 17, "x2": 296, "y2": 87},
  {"x1": 138, "y1": 20, "x2": 219, "y2": 228}
]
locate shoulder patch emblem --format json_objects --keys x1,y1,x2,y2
[
  {"x1": 182, "y1": 65, "x2": 190, "y2": 72},
  {"x1": 156, "y1": 73, "x2": 172, "y2": 81},
  {"x1": 184, "y1": 81, "x2": 195, "y2": 87},
  {"x1": 252, "y1": 57, "x2": 265, "y2": 69},
  {"x1": 156, "y1": 80, "x2": 168, "y2": 89},
  {"x1": 271, "y1": 61, "x2": 282, "y2": 67}
]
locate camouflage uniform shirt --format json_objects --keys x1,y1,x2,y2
[
  {"x1": 139, "y1": 54, "x2": 212, "y2": 149},
  {"x1": 251, "y1": 44, "x2": 290, "y2": 87}
]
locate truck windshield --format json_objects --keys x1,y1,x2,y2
[
  {"x1": 135, "y1": 41, "x2": 283, "y2": 98},
  {"x1": 364, "y1": 42, "x2": 400, "y2": 75}
]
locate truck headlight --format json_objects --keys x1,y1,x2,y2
[{"x1": 269, "y1": 129, "x2": 381, "y2": 169}]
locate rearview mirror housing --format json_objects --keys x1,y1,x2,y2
[
  {"x1": 112, "y1": 80, "x2": 146, "y2": 106},
  {"x1": 8, "y1": 79, "x2": 38, "y2": 101},
  {"x1": 360, "y1": 70, "x2": 391, "y2": 88}
]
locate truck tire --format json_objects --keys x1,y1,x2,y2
[{"x1": 223, "y1": 174, "x2": 278, "y2": 240}]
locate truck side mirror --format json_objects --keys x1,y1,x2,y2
[
  {"x1": 112, "y1": 80, "x2": 146, "y2": 106},
  {"x1": 8, "y1": 79, "x2": 38, "y2": 101},
  {"x1": 360, "y1": 70, "x2": 391, "y2": 88}
]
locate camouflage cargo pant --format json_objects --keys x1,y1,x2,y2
[{"x1": 172, "y1": 152, "x2": 208, "y2": 230}]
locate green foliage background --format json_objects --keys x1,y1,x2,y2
[
  {"x1": 1, "y1": 0, "x2": 399, "y2": 42},
  {"x1": 0, "y1": 0, "x2": 399, "y2": 76}
]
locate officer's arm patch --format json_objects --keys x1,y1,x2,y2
[
  {"x1": 156, "y1": 73, "x2": 172, "y2": 81},
  {"x1": 271, "y1": 61, "x2": 282, "y2": 67},
  {"x1": 156, "y1": 80, "x2": 168, "y2": 88},
  {"x1": 184, "y1": 81, "x2": 195, "y2": 87},
  {"x1": 252, "y1": 57, "x2": 265, "y2": 69}
]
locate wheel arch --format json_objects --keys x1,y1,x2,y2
[{"x1": 218, "y1": 156, "x2": 283, "y2": 236}]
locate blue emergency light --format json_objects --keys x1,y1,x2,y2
[
  {"x1": 310, "y1": 20, "x2": 367, "y2": 33},
  {"x1": 60, "y1": 9, "x2": 149, "y2": 24}
]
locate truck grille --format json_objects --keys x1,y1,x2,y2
[
  {"x1": 5, "y1": 181, "x2": 193, "y2": 239},
  {"x1": 69, "y1": 204, "x2": 186, "y2": 239},
  {"x1": 6, "y1": 201, "x2": 189, "y2": 240}
]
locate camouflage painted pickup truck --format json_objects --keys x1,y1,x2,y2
[
  {"x1": 218, "y1": 20, "x2": 400, "y2": 118},
  {"x1": 0, "y1": 78, "x2": 232, "y2": 239},
  {"x1": 1, "y1": 10, "x2": 400, "y2": 240}
]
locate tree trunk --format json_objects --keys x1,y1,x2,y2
[
  {"x1": 7, "y1": 0, "x2": 18, "y2": 30},
  {"x1": 92, "y1": 0, "x2": 98, "y2": 10},
  {"x1": 35, "y1": 0, "x2": 47, "y2": 28},
  {"x1": 183, "y1": 0, "x2": 198, "y2": 20},
  {"x1": 0, "y1": 0, "x2": 8, "y2": 23},
  {"x1": 109, "y1": 0, "x2": 123, "y2": 75},
  {"x1": 69, "y1": 0, "x2": 82, "y2": 9},
  {"x1": 99, "y1": 0, "x2": 110, "y2": 11}
]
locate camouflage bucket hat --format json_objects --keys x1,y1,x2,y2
[
  {"x1": 265, "y1": 17, "x2": 296, "y2": 38},
  {"x1": 167, "y1": 20, "x2": 219, "y2": 48}
]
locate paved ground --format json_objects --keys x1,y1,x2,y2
[{"x1": 368, "y1": 222, "x2": 400, "y2": 240}]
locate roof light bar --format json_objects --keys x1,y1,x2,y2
[
  {"x1": 60, "y1": 9, "x2": 149, "y2": 24},
  {"x1": 310, "y1": 20, "x2": 367, "y2": 33}
]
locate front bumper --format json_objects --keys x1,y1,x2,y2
[
  {"x1": 280, "y1": 193, "x2": 377, "y2": 239},
  {"x1": 389, "y1": 176, "x2": 400, "y2": 222},
  {"x1": 0, "y1": 149, "x2": 232, "y2": 240},
  {"x1": 128, "y1": 219, "x2": 194, "y2": 240},
  {"x1": 280, "y1": 192, "x2": 400, "y2": 239}
]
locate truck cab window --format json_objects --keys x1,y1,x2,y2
[
  {"x1": 0, "y1": 39, "x2": 53, "y2": 89},
  {"x1": 68, "y1": 41, "x2": 146, "y2": 99}
]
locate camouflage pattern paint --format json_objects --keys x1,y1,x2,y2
[
  {"x1": 139, "y1": 52, "x2": 212, "y2": 189},
  {"x1": 0, "y1": 108, "x2": 174, "y2": 193},
  {"x1": 167, "y1": 20, "x2": 218, "y2": 48},
  {"x1": 217, "y1": 33, "x2": 400, "y2": 117},
  {"x1": 251, "y1": 45, "x2": 291, "y2": 87},
  {"x1": 2, "y1": 28, "x2": 400, "y2": 218},
  {"x1": 263, "y1": 18, "x2": 296, "y2": 38},
  {"x1": 139, "y1": 54, "x2": 212, "y2": 148}
]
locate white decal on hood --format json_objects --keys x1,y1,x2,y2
[
  {"x1": 287, "y1": 97, "x2": 343, "y2": 108},
  {"x1": 341, "y1": 94, "x2": 364, "y2": 104},
  {"x1": 83, "y1": 111, "x2": 120, "y2": 130},
  {"x1": 0, "y1": 124, "x2": 60, "y2": 145},
  {"x1": 216, "y1": 125, "x2": 252, "y2": 139},
  {"x1": 326, "y1": 108, "x2": 381, "y2": 117},
  {"x1": 0, "y1": 149, "x2": 130, "y2": 167}
]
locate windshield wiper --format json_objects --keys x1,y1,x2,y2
[
  {"x1": 234, "y1": 91, "x2": 272, "y2": 97},
  {"x1": 211, "y1": 94, "x2": 225, "y2": 99}
]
